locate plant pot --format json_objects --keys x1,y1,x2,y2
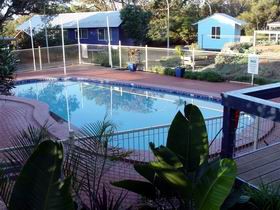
[
  {"x1": 128, "y1": 63, "x2": 137, "y2": 72},
  {"x1": 175, "y1": 67, "x2": 185, "y2": 78}
]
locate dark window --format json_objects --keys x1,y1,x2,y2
[
  {"x1": 211, "y1": 27, "x2": 221, "y2": 39},
  {"x1": 97, "y1": 28, "x2": 112, "y2": 41},
  {"x1": 75, "y1": 29, "x2": 88, "y2": 39}
]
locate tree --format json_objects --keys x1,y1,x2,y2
[
  {"x1": 148, "y1": 0, "x2": 200, "y2": 45},
  {"x1": 0, "y1": 0, "x2": 70, "y2": 28},
  {"x1": 120, "y1": 5, "x2": 152, "y2": 45},
  {"x1": 16, "y1": 26, "x2": 76, "y2": 49},
  {"x1": 0, "y1": 42, "x2": 16, "y2": 95},
  {"x1": 239, "y1": 0, "x2": 280, "y2": 34}
]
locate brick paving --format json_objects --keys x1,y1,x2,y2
[
  {"x1": 0, "y1": 95, "x2": 69, "y2": 148},
  {"x1": 0, "y1": 65, "x2": 250, "y2": 208}
]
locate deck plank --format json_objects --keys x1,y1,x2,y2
[{"x1": 236, "y1": 143, "x2": 280, "y2": 187}]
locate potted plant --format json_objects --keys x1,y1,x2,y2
[
  {"x1": 127, "y1": 48, "x2": 140, "y2": 72},
  {"x1": 175, "y1": 45, "x2": 186, "y2": 78}
]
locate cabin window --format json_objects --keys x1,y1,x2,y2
[
  {"x1": 211, "y1": 27, "x2": 220, "y2": 39},
  {"x1": 97, "y1": 28, "x2": 113, "y2": 41},
  {"x1": 75, "y1": 29, "x2": 88, "y2": 39}
]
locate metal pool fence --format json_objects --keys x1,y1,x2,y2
[
  {"x1": 0, "y1": 113, "x2": 276, "y2": 163},
  {"x1": 13, "y1": 43, "x2": 280, "y2": 85}
]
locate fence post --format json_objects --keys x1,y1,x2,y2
[
  {"x1": 119, "y1": 40, "x2": 122, "y2": 69},
  {"x1": 145, "y1": 45, "x2": 148, "y2": 71},
  {"x1": 29, "y1": 20, "x2": 36, "y2": 71},
  {"x1": 60, "y1": 18, "x2": 67, "y2": 75},
  {"x1": 253, "y1": 117, "x2": 260, "y2": 151},
  {"x1": 192, "y1": 47, "x2": 195, "y2": 71},
  {"x1": 38, "y1": 46, "x2": 42, "y2": 70},
  {"x1": 221, "y1": 106, "x2": 237, "y2": 158}
]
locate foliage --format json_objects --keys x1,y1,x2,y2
[
  {"x1": 2, "y1": 16, "x2": 29, "y2": 38},
  {"x1": 120, "y1": 5, "x2": 152, "y2": 45},
  {"x1": 93, "y1": 49, "x2": 120, "y2": 67},
  {"x1": 233, "y1": 75, "x2": 275, "y2": 85},
  {"x1": 148, "y1": 0, "x2": 200, "y2": 45},
  {"x1": 113, "y1": 104, "x2": 237, "y2": 209},
  {"x1": 63, "y1": 119, "x2": 131, "y2": 209},
  {"x1": 184, "y1": 70, "x2": 225, "y2": 82},
  {"x1": 241, "y1": 183, "x2": 280, "y2": 210},
  {"x1": 0, "y1": 0, "x2": 71, "y2": 28},
  {"x1": 222, "y1": 42, "x2": 253, "y2": 54},
  {"x1": 9, "y1": 140, "x2": 75, "y2": 210},
  {"x1": 0, "y1": 118, "x2": 129, "y2": 210},
  {"x1": 0, "y1": 42, "x2": 16, "y2": 95},
  {"x1": 238, "y1": 0, "x2": 280, "y2": 34},
  {"x1": 159, "y1": 56, "x2": 181, "y2": 67},
  {"x1": 215, "y1": 54, "x2": 248, "y2": 66},
  {"x1": 128, "y1": 48, "x2": 141, "y2": 64},
  {"x1": 150, "y1": 66, "x2": 176, "y2": 76},
  {"x1": 18, "y1": 26, "x2": 76, "y2": 49}
]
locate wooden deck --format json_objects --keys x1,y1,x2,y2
[{"x1": 236, "y1": 143, "x2": 280, "y2": 187}]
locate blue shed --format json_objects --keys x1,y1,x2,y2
[
  {"x1": 17, "y1": 11, "x2": 135, "y2": 46},
  {"x1": 194, "y1": 13, "x2": 246, "y2": 50}
]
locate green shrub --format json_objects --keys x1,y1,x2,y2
[
  {"x1": 215, "y1": 54, "x2": 248, "y2": 65},
  {"x1": 233, "y1": 75, "x2": 275, "y2": 85},
  {"x1": 159, "y1": 56, "x2": 181, "y2": 67},
  {"x1": 150, "y1": 65, "x2": 165, "y2": 74},
  {"x1": 164, "y1": 67, "x2": 175, "y2": 76},
  {"x1": 93, "y1": 50, "x2": 119, "y2": 67},
  {"x1": 184, "y1": 71, "x2": 225, "y2": 82}
]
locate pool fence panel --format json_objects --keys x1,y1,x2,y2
[
  {"x1": 0, "y1": 114, "x2": 276, "y2": 164},
  {"x1": 12, "y1": 43, "x2": 280, "y2": 84}
]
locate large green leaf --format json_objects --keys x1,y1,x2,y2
[
  {"x1": 9, "y1": 140, "x2": 74, "y2": 210},
  {"x1": 150, "y1": 161, "x2": 191, "y2": 199},
  {"x1": 166, "y1": 104, "x2": 208, "y2": 172},
  {"x1": 134, "y1": 163, "x2": 178, "y2": 197},
  {"x1": 112, "y1": 180, "x2": 157, "y2": 199},
  {"x1": 194, "y1": 158, "x2": 237, "y2": 210},
  {"x1": 149, "y1": 143, "x2": 183, "y2": 169}
]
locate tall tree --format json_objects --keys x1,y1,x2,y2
[
  {"x1": 239, "y1": 0, "x2": 280, "y2": 34},
  {"x1": 148, "y1": 0, "x2": 200, "y2": 45},
  {"x1": 0, "y1": 0, "x2": 70, "y2": 28},
  {"x1": 120, "y1": 5, "x2": 151, "y2": 45}
]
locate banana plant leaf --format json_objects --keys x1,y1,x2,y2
[
  {"x1": 9, "y1": 140, "x2": 75, "y2": 210},
  {"x1": 166, "y1": 104, "x2": 209, "y2": 172},
  {"x1": 149, "y1": 143, "x2": 183, "y2": 169},
  {"x1": 134, "y1": 163, "x2": 181, "y2": 197},
  {"x1": 194, "y1": 158, "x2": 237, "y2": 210},
  {"x1": 112, "y1": 180, "x2": 157, "y2": 200},
  {"x1": 150, "y1": 160, "x2": 191, "y2": 199}
]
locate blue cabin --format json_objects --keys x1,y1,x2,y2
[
  {"x1": 194, "y1": 13, "x2": 246, "y2": 50},
  {"x1": 17, "y1": 11, "x2": 134, "y2": 46}
]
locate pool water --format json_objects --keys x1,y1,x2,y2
[{"x1": 14, "y1": 80, "x2": 223, "y2": 132}]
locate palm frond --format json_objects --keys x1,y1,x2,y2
[{"x1": 0, "y1": 124, "x2": 52, "y2": 206}]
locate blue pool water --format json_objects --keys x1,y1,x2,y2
[{"x1": 14, "y1": 80, "x2": 223, "y2": 132}]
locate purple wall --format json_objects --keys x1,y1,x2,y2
[{"x1": 67, "y1": 27, "x2": 134, "y2": 45}]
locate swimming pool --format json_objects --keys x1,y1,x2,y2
[{"x1": 14, "y1": 79, "x2": 223, "y2": 133}]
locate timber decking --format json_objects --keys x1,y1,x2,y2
[{"x1": 236, "y1": 143, "x2": 280, "y2": 187}]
